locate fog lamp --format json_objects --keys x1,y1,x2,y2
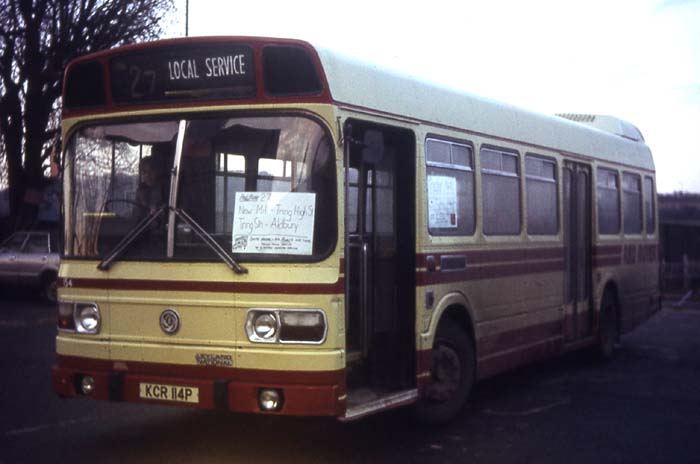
[
  {"x1": 258, "y1": 389, "x2": 283, "y2": 412},
  {"x1": 80, "y1": 375, "x2": 96, "y2": 395},
  {"x1": 279, "y1": 311, "x2": 326, "y2": 343}
]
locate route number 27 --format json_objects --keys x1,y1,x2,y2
[{"x1": 129, "y1": 65, "x2": 156, "y2": 99}]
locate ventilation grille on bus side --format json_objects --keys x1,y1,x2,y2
[{"x1": 556, "y1": 113, "x2": 645, "y2": 142}]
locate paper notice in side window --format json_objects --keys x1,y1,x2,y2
[
  {"x1": 231, "y1": 192, "x2": 316, "y2": 255},
  {"x1": 428, "y1": 175, "x2": 458, "y2": 228}
]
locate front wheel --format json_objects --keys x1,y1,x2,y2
[{"x1": 413, "y1": 322, "x2": 475, "y2": 424}]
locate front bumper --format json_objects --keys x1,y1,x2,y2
[{"x1": 52, "y1": 355, "x2": 346, "y2": 417}]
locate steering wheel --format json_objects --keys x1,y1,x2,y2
[{"x1": 103, "y1": 199, "x2": 146, "y2": 217}]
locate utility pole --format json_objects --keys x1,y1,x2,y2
[{"x1": 185, "y1": 0, "x2": 189, "y2": 37}]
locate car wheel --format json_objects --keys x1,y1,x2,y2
[
  {"x1": 413, "y1": 322, "x2": 474, "y2": 424},
  {"x1": 42, "y1": 273, "x2": 58, "y2": 303}
]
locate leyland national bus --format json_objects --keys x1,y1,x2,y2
[{"x1": 52, "y1": 36, "x2": 659, "y2": 423}]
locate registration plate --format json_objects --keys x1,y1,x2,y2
[{"x1": 139, "y1": 382, "x2": 199, "y2": 404}]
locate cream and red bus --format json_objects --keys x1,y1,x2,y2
[{"x1": 52, "y1": 36, "x2": 659, "y2": 422}]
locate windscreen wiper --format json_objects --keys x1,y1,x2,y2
[
  {"x1": 97, "y1": 206, "x2": 167, "y2": 271},
  {"x1": 172, "y1": 207, "x2": 248, "y2": 274},
  {"x1": 97, "y1": 205, "x2": 248, "y2": 274}
]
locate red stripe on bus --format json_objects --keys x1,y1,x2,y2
[
  {"x1": 593, "y1": 256, "x2": 623, "y2": 267},
  {"x1": 60, "y1": 277, "x2": 344, "y2": 294},
  {"x1": 591, "y1": 244, "x2": 622, "y2": 267},
  {"x1": 477, "y1": 319, "x2": 562, "y2": 359},
  {"x1": 592, "y1": 245, "x2": 623, "y2": 256},
  {"x1": 477, "y1": 335, "x2": 564, "y2": 380},
  {"x1": 55, "y1": 355, "x2": 344, "y2": 385},
  {"x1": 63, "y1": 94, "x2": 332, "y2": 118},
  {"x1": 416, "y1": 259, "x2": 565, "y2": 286},
  {"x1": 408, "y1": 319, "x2": 570, "y2": 381},
  {"x1": 416, "y1": 247, "x2": 565, "y2": 268}
]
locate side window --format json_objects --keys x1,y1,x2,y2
[
  {"x1": 644, "y1": 176, "x2": 655, "y2": 234},
  {"x1": 1, "y1": 233, "x2": 28, "y2": 253},
  {"x1": 622, "y1": 172, "x2": 642, "y2": 234},
  {"x1": 25, "y1": 234, "x2": 49, "y2": 253},
  {"x1": 481, "y1": 147, "x2": 521, "y2": 235},
  {"x1": 425, "y1": 138, "x2": 475, "y2": 236},
  {"x1": 596, "y1": 168, "x2": 620, "y2": 234},
  {"x1": 526, "y1": 155, "x2": 558, "y2": 235}
]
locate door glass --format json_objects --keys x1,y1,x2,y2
[
  {"x1": 347, "y1": 167, "x2": 359, "y2": 234},
  {"x1": 563, "y1": 168, "x2": 574, "y2": 304},
  {"x1": 365, "y1": 169, "x2": 374, "y2": 234},
  {"x1": 576, "y1": 170, "x2": 590, "y2": 300}
]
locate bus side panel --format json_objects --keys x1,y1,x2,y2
[
  {"x1": 418, "y1": 251, "x2": 565, "y2": 381},
  {"x1": 594, "y1": 241, "x2": 660, "y2": 335},
  {"x1": 472, "y1": 268, "x2": 564, "y2": 380},
  {"x1": 618, "y1": 243, "x2": 661, "y2": 333}
]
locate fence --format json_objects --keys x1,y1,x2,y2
[{"x1": 662, "y1": 255, "x2": 700, "y2": 294}]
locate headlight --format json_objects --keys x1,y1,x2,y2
[
  {"x1": 253, "y1": 312, "x2": 278, "y2": 340},
  {"x1": 246, "y1": 311, "x2": 279, "y2": 343},
  {"x1": 245, "y1": 309, "x2": 326, "y2": 344},
  {"x1": 58, "y1": 302, "x2": 101, "y2": 334},
  {"x1": 76, "y1": 304, "x2": 101, "y2": 334}
]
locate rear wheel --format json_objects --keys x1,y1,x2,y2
[
  {"x1": 596, "y1": 290, "x2": 618, "y2": 360},
  {"x1": 414, "y1": 322, "x2": 474, "y2": 424}
]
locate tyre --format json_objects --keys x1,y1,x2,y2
[
  {"x1": 595, "y1": 290, "x2": 618, "y2": 360},
  {"x1": 413, "y1": 322, "x2": 475, "y2": 424},
  {"x1": 42, "y1": 272, "x2": 58, "y2": 303}
]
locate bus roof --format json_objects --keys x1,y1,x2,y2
[
  {"x1": 314, "y1": 45, "x2": 655, "y2": 172},
  {"x1": 62, "y1": 36, "x2": 654, "y2": 172}
]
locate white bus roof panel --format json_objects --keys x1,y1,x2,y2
[{"x1": 315, "y1": 47, "x2": 654, "y2": 172}]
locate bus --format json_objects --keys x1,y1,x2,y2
[{"x1": 52, "y1": 36, "x2": 659, "y2": 423}]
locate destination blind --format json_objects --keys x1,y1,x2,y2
[{"x1": 110, "y1": 44, "x2": 255, "y2": 104}]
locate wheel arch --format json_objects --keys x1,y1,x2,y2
[
  {"x1": 40, "y1": 268, "x2": 58, "y2": 283},
  {"x1": 423, "y1": 291, "x2": 477, "y2": 356},
  {"x1": 414, "y1": 291, "x2": 478, "y2": 424}
]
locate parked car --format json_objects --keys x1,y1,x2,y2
[{"x1": 0, "y1": 230, "x2": 59, "y2": 302}]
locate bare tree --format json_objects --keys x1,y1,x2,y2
[{"x1": 0, "y1": 0, "x2": 174, "y2": 223}]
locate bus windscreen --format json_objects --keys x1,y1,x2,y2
[{"x1": 64, "y1": 115, "x2": 336, "y2": 262}]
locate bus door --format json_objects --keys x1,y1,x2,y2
[
  {"x1": 344, "y1": 120, "x2": 415, "y2": 396},
  {"x1": 563, "y1": 161, "x2": 593, "y2": 342}
]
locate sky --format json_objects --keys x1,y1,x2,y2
[{"x1": 168, "y1": 0, "x2": 697, "y2": 193}]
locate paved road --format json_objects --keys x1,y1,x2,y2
[{"x1": 1, "y1": 296, "x2": 699, "y2": 463}]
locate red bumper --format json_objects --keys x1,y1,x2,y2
[{"x1": 52, "y1": 356, "x2": 346, "y2": 417}]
